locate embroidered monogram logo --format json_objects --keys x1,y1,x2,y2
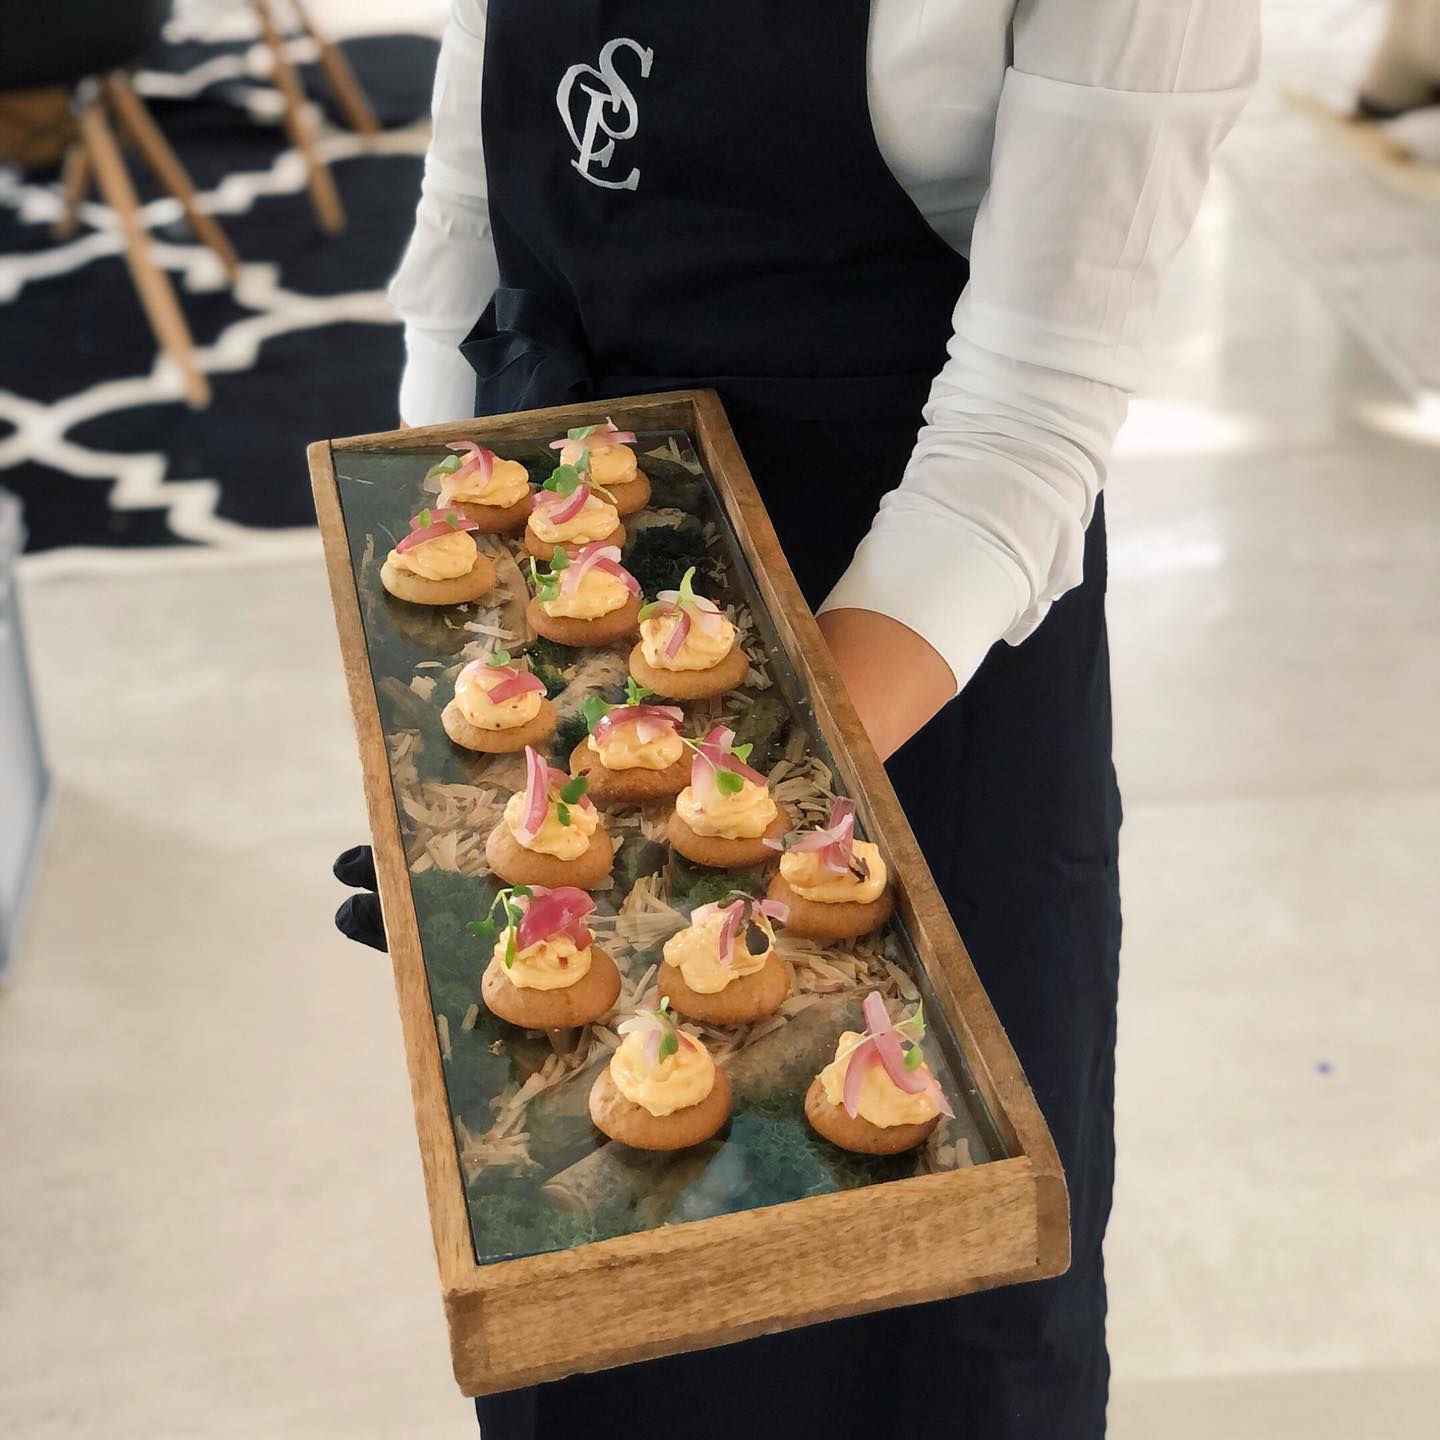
[{"x1": 556, "y1": 37, "x2": 654, "y2": 191}]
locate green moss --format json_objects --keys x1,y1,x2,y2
[
  {"x1": 624, "y1": 521, "x2": 707, "y2": 597},
  {"x1": 550, "y1": 709, "x2": 590, "y2": 764},
  {"x1": 643, "y1": 463, "x2": 706, "y2": 514},
  {"x1": 614, "y1": 837, "x2": 668, "y2": 896},
  {"x1": 409, "y1": 869, "x2": 496, "y2": 1020},
  {"x1": 669, "y1": 856, "x2": 768, "y2": 909},
  {"x1": 467, "y1": 1180, "x2": 647, "y2": 1261},
  {"x1": 523, "y1": 635, "x2": 573, "y2": 698},
  {"x1": 729, "y1": 696, "x2": 791, "y2": 772}
]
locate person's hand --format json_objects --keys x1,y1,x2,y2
[
  {"x1": 333, "y1": 845, "x2": 388, "y2": 951},
  {"x1": 815, "y1": 609, "x2": 955, "y2": 761}
]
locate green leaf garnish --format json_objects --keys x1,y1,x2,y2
[
  {"x1": 550, "y1": 546, "x2": 571, "y2": 571},
  {"x1": 468, "y1": 883, "x2": 537, "y2": 965},
  {"x1": 657, "y1": 1029, "x2": 679, "y2": 1063},
  {"x1": 904, "y1": 1043, "x2": 924, "y2": 1071},
  {"x1": 731, "y1": 742, "x2": 753, "y2": 763},
  {"x1": 555, "y1": 801, "x2": 571, "y2": 827},
  {"x1": 582, "y1": 695, "x2": 611, "y2": 733},
  {"x1": 714, "y1": 768, "x2": 744, "y2": 796},
  {"x1": 417, "y1": 506, "x2": 432, "y2": 529},
  {"x1": 432, "y1": 454, "x2": 462, "y2": 475},
  {"x1": 676, "y1": 565, "x2": 698, "y2": 607},
  {"x1": 559, "y1": 774, "x2": 589, "y2": 804},
  {"x1": 528, "y1": 557, "x2": 560, "y2": 602},
  {"x1": 487, "y1": 649, "x2": 511, "y2": 668},
  {"x1": 636, "y1": 600, "x2": 664, "y2": 622},
  {"x1": 544, "y1": 464, "x2": 582, "y2": 496},
  {"x1": 624, "y1": 677, "x2": 654, "y2": 706},
  {"x1": 567, "y1": 424, "x2": 600, "y2": 441}
]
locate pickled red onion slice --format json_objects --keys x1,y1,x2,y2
[
  {"x1": 656, "y1": 585, "x2": 727, "y2": 634},
  {"x1": 516, "y1": 885, "x2": 595, "y2": 951},
  {"x1": 592, "y1": 557, "x2": 640, "y2": 594},
  {"x1": 517, "y1": 746, "x2": 549, "y2": 842},
  {"x1": 395, "y1": 510, "x2": 480, "y2": 554},
  {"x1": 548, "y1": 422, "x2": 637, "y2": 451},
  {"x1": 538, "y1": 483, "x2": 592, "y2": 527},
  {"x1": 485, "y1": 670, "x2": 546, "y2": 704},
  {"x1": 863, "y1": 992, "x2": 928, "y2": 1097},
  {"x1": 664, "y1": 606, "x2": 691, "y2": 660},
  {"x1": 788, "y1": 795, "x2": 859, "y2": 876},
  {"x1": 842, "y1": 1042, "x2": 876, "y2": 1118},
  {"x1": 694, "y1": 725, "x2": 768, "y2": 789},
  {"x1": 756, "y1": 898, "x2": 789, "y2": 924},
  {"x1": 561, "y1": 542, "x2": 638, "y2": 597},
  {"x1": 716, "y1": 900, "x2": 745, "y2": 964},
  {"x1": 442, "y1": 440, "x2": 494, "y2": 492},
  {"x1": 592, "y1": 704, "x2": 683, "y2": 749}
]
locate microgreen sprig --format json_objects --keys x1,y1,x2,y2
[
  {"x1": 554, "y1": 772, "x2": 589, "y2": 828},
  {"x1": 834, "y1": 1004, "x2": 929, "y2": 1071},
  {"x1": 581, "y1": 677, "x2": 656, "y2": 735},
  {"x1": 527, "y1": 549, "x2": 569, "y2": 603},
  {"x1": 466, "y1": 884, "x2": 534, "y2": 968},
  {"x1": 678, "y1": 730, "x2": 754, "y2": 796},
  {"x1": 636, "y1": 565, "x2": 700, "y2": 623},
  {"x1": 543, "y1": 462, "x2": 616, "y2": 505}
]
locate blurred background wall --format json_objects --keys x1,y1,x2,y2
[{"x1": 1, "y1": 1, "x2": 1437, "y2": 1436}]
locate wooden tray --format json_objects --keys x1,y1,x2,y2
[{"x1": 309, "y1": 389, "x2": 1067, "y2": 1396}]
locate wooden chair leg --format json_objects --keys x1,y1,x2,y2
[
  {"x1": 78, "y1": 99, "x2": 211, "y2": 409},
  {"x1": 103, "y1": 72, "x2": 241, "y2": 283},
  {"x1": 53, "y1": 138, "x2": 91, "y2": 239},
  {"x1": 252, "y1": 0, "x2": 346, "y2": 234},
  {"x1": 289, "y1": 0, "x2": 381, "y2": 137}
]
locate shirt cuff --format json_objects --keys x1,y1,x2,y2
[
  {"x1": 398, "y1": 327, "x2": 479, "y2": 429},
  {"x1": 817, "y1": 516, "x2": 1030, "y2": 698}
]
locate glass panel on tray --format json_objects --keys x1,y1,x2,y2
[{"x1": 334, "y1": 429, "x2": 1006, "y2": 1266}]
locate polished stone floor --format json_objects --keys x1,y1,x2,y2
[{"x1": 3, "y1": 154, "x2": 1438, "y2": 1440}]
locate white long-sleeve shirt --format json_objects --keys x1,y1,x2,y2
[{"x1": 390, "y1": 0, "x2": 1258, "y2": 693}]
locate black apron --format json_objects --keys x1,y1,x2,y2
[{"x1": 462, "y1": 5, "x2": 1121, "y2": 1437}]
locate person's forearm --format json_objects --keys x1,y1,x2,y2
[{"x1": 816, "y1": 609, "x2": 957, "y2": 761}]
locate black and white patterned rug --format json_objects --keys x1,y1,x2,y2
[{"x1": 0, "y1": 25, "x2": 438, "y2": 559}]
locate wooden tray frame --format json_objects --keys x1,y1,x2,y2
[{"x1": 309, "y1": 389, "x2": 1068, "y2": 1396}]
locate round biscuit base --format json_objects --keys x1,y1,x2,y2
[
  {"x1": 606, "y1": 470, "x2": 651, "y2": 517},
  {"x1": 481, "y1": 946, "x2": 621, "y2": 1030},
  {"x1": 627, "y1": 641, "x2": 750, "y2": 701},
  {"x1": 523, "y1": 521, "x2": 626, "y2": 562},
  {"x1": 453, "y1": 496, "x2": 533, "y2": 534},
  {"x1": 589, "y1": 1063, "x2": 732, "y2": 1151},
  {"x1": 803, "y1": 1076, "x2": 939, "y2": 1155},
  {"x1": 527, "y1": 595, "x2": 642, "y2": 648},
  {"x1": 569, "y1": 738, "x2": 690, "y2": 804},
  {"x1": 765, "y1": 874, "x2": 895, "y2": 941},
  {"x1": 442, "y1": 698, "x2": 557, "y2": 754},
  {"x1": 667, "y1": 805, "x2": 790, "y2": 869},
  {"x1": 380, "y1": 551, "x2": 496, "y2": 606},
  {"x1": 658, "y1": 951, "x2": 791, "y2": 1026},
  {"x1": 484, "y1": 820, "x2": 614, "y2": 889}
]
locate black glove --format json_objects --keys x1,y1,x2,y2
[{"x1": 333, "y1": 845, "x2": 388, "y2": 952}]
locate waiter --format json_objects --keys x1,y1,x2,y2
[{"x1": 339, "y1": 2, "x2": 1258, "y2": 1436}]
